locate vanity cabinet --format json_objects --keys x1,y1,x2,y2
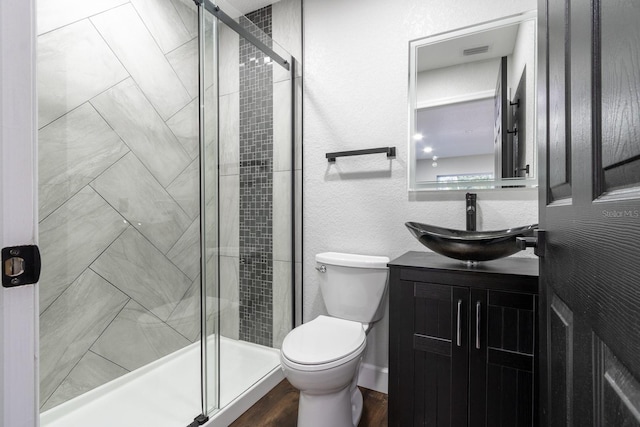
[{"x1": 388, "y1": 252, "x2": 539, "y2": 427}]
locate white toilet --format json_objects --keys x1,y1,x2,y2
[{"x1": 280, "y1": 252, "x2": 389, "y2": 427}]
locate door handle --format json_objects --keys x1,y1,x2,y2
[
  {"x1": 516, "y1": 229, "x2": 545, "y2": 257},
  {"x1": 475, "y1": 301, "x2": 481, "y2": 350},
  {"x1": 456, "y1": 299, "x2": 462, "y2": 347},
  {"x1": 2, "y1": 245, "x2": 41, "y2": 288}
]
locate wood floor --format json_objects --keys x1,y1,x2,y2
[{"x1": 230, "y1": 380, "x2": 388, "y2": 427}]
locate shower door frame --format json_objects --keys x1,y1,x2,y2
[
  {"x1": 0, "y1": 0, "x2": 39, "y2": 424},
  {"x1": 197, "y1": 0, "x2": 298, "y2": 419}
]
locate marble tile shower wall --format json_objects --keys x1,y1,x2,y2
[
  {"x1": 37, "y1": 0, "x2": 299, "y2": 411},
  {"x1": 37, "y1": 0, "x2": 204, "y2": 410}
]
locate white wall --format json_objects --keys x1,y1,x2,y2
[
  {"x1": 416, "y1": 58, "x2": 499, "y2": 104},
  {"x1": 508, "y1": 18, "x2": 536, "y2": 173},
  {"x1": 303, "y1": 0, "x2": 538, "y2": 388},
  {"x1": 416, "y1": 154, "x2": 494, "y2": 182}
]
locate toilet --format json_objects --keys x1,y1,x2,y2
[{"x1": 280, "y1": 252, "x2": 389, "y2": 427}]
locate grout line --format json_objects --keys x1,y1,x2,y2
[
  {"x1": 38, "y1": 192, "x2": 131, "y2": 315},
  {"x1": 36, "y1": 1, "x2": 131, "y2": 38},
  {"x1": 129, "y1": 1, "x2": 194, "y2": 98},
  {"x1": 88, "y1": 350, "x2": 131, "y2": 374},
  {"x1": 85, "y1": 294, "x2": 131, "y2": 361},
  {"x1": 89, "y1": 9, "x2": 189, "y2": 124},
  {"x1": 40, "y1": 294, "x2": 131, "y2": 410}
]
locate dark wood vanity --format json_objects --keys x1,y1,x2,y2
[{"x1": 388, "y1": 252, "x2": 539, "y2": 427}]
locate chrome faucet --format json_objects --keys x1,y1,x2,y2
[{"x1": 466, "y1": 193, "x2": 477, "y2": 231}]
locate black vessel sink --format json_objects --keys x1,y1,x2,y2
[{"x1": 405, "y1": 222, "x2": 538, "y2": 262}]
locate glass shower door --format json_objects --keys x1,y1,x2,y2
[{"x1": 199, "y1": 0, "x2": 299, "y2": 417}]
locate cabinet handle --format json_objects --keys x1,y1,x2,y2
[
  {"x1": 456, "y1": 299, "x2": 462, "y2": 347},
  {"x1": 475, "y1": 301, "x2": 481, "y2": 350}
]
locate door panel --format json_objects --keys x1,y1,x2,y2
[
  {"x1": 599, "y1": 0, "x2": 640, "y2": 193},
  {"x1": 549, "y1": 294, "x2": 573, "y2": 427},
  {"x1": 594, "y1": 336, "x2": 640, "y2": 427},
  {"x1": 547, "y1": 0, "x2": 572, "y2": 202},
  {"x1": 540, "y1": 0, "x2": 640, "y2": 425}
]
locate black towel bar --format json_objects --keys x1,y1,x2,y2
[{"x1": 326, "y1": 147, "x2": 396, "y2": 162}]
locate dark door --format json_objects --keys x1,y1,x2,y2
[{"x1": 539, "y1": 0, "x2": 640, "y2": 426}]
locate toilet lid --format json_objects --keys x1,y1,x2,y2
[{"x1": 282, "y1": 316, "x2": 366, "y2": 365}]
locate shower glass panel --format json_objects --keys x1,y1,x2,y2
[
  {"x1": 37, "y1": 0, "x2": 298, "y2": 423},
  {"x1": 201, "y1": 0, "x2": 299, "y2": 416},
  {"x1": 37, "y1": 0, "x2": 208, "y2": 424}
]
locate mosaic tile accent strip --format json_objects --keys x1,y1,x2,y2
[{"x1": 239, "y1": 6, "x2": 274, "y2": 347}]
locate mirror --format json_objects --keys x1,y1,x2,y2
[{"x1": 408, "y1": 12, "x2": 537, "y2": 191}]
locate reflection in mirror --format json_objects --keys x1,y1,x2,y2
[{"x1": 408, "y1": 12, "x2": 537, "y2": 191}]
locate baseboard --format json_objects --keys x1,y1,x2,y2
[{"x1": 357, "y1": 363, "x2": 388, "y2": 394}]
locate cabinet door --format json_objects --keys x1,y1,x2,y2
[
  {"x1": 413, "y1": 282, "x2": 469, "y2": 427},
  {"x1": 469, "y1": 290, "x2": 536, "y2": 427}
]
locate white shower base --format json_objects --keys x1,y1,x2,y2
[{"x1": 41, "y1": 336, "x2": 283, "y2": 427}]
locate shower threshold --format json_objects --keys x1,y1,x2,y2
[{"x1": 41, "y1": 336, "x2": 283, "y2": 427}]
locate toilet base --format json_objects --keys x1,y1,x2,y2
[{"x1": 297, "y1": 384, "x2": 363, "y2": 427}]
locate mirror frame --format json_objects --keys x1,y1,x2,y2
[{"x1": 408, "y1": 11, "x2": 538, "y2": 191}]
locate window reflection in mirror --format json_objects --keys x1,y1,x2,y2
[{"x1": 408, "y1": 12, "x2": 537, "y2": 191}]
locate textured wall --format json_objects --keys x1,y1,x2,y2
[{"x1": 303, "y1": 0, "x2": 538, "y2": 374}]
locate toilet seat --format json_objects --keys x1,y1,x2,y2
[{"x1": 282, "y1": 316, "x2": 366, "y2": 371}]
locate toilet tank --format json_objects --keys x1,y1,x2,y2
[{"x1": 316, "y1": 252, "x2": 390, "y2": 323}]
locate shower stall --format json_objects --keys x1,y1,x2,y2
[{"x1": 36, "y1": 0, "x2": 301, "y2": 425}]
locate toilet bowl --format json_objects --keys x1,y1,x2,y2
[
  {"x1": 281, "y1": 316, "x2": 367, "y2": 427},
  {"x1": 279, "y1": 252, "x2": 389, "y2": 427}
]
